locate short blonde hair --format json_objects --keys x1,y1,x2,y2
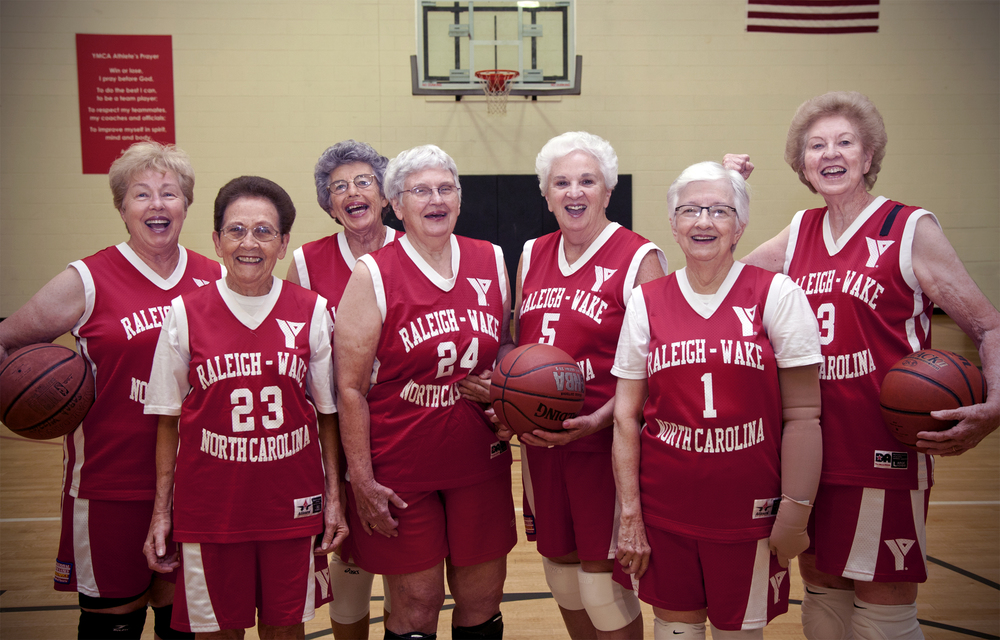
[
  {"x1": 109, "y1": 142, "x2": 195, "y2": 210},
  {"x1": 785, "y1": 91, "x2": 887, "y2": 194}
]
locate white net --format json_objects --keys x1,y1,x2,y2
[{"x1": 476, "y1": 70, "x2": 519, "y2": 115}]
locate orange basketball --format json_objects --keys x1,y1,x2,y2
[
  {"x1": 879, "y1": 349, "x2": 986, "y2": 451},
  {"x1": 0, "y1": 344, "x2": 95, "y2": 440},
  {"x1": 490, "y1": 344, "x2": 585, "y2": 437}
]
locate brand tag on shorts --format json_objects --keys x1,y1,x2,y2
[
  {"x1": 54, "y1": 560, "x2": 73, "y2": 584},
  {"x1": 752, "y1": 497, "x2": 781, "y2": 519},
  {"x1": 490, "y1": 441, "x2": 508, "y2": 459},
  {"x1": 294, "y1": 495, "x2": 323, "y2": 519},
  {"x1": 523, "y1": 514, "x2": 536, "y2": 536},
  {"x1": 874, "y1": 450, "x2": 908, "y2": 469}
]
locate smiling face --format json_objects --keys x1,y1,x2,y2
[
  {"x1": 327, "y1": 161, "x2": 388, "y2": 234},
  {"x1": 802, "y1": 114, "x2": 874, "y2": 203},
  {"x1": 671, "y1": 179, "x2": 744, "y2": 265},
  {"x1": 544, "y1": 150, "x2": 612, "y2": 243},
  {"x1": 391, "y1": 167, "x2": 460, "y2": 244},
  {"x1": 120, "y1": 169, "x2": 188, "y2": 256},
  {"x1": 213, "y1": 196, "x2": 289, "y2": 297}
]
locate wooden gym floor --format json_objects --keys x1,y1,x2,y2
[{"x1": 1, "y1": 315, "x2": 997, "y2": 639}]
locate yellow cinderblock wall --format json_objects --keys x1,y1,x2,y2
[{"x1": 2, "y1": 0, "x2": 998, "y2": 315}]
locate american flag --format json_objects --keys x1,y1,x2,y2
[{"x1": 747, "y1": 0, "x2": 879, "y2": 34}]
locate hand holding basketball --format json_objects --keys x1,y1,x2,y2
[
  {"x1": 489, "y1": 344, "x2": 585, "y2": 439},
  {"x1": 879, "y1": 349, "x2": 988, "y2": 454}
]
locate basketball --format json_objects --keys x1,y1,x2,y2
[
  {"x1": 0, "y1": 344, "x2": 95, "y2": 440},
  {"x1": 490, "y1": 343, "x2": 585, "y2": 436},
  {"x1": 879, "y1": 349, "x2": 987, "y2": 451}
]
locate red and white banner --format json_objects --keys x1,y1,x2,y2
[
  {"x1": 747, "y1": 0, "x2": 879, "y2": 34},
  {"x1": 76, "y1": 34, "x2": 175, "y2": 174}
]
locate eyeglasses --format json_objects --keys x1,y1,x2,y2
[
  {"x1": 221, "y1": 224, "x2": 281, "y2": 242},
  {"x1": 674, "y1": 205, "x2": 738, "y2": 220},
  {"x1": 328, "y1": 174, "x2": 376, "y2": 195},
  {"x1": 401, "y1": 185, "x2": 460, "y2": 201}
]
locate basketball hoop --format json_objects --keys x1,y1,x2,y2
[{"x1": 475, "y1": 70, "x2": 519, "y2": 115}]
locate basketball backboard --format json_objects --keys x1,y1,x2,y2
[{"x1": 413, "y1": 0, "x2": 580, "y2": 97}]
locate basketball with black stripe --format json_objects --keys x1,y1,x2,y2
[
  {"x1": 490, "y1": 343, "x2": 585, "y2": 437},
  {"x1": 0, "y1": 344, "x2": 95, "y2": 440},
  {"x1": 879, "y1": 349, "x2": 987, "y2": 451}
]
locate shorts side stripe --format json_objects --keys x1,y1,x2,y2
[
  {"x1": 741, "y1": 538, "x2": 771, "y2": 629},
  {"x1": 73, "y1": 497, "x2": 98, "y2": 596},
  {"x1": 843, "y1": 487, "x2": 884, "y2": 581},
  {"x1": 521, "y1": 450, "x2": 536, "y2": 515},
  {"x1": 302, "y1": 550, "x2": 316, "y2": 623},
  {"x1": 182, "y1": 543, "x2": 220, "y2": 632},
  {"x1": 911, "y1": 490, "x2": 928, "y2": 575}
]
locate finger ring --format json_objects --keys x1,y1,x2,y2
[{"x1": 369, "y1": 523, "x2": 377, "y2": 528}]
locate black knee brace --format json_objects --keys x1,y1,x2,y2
[
  {"x1": 152, "y1": 605, "x2": 194, "y2": 640},
  {"x1": 385, "y1": 630, "x2": 438, "y2": 640},
  {"x1": 453, "y1": 612, "x2": 503, "y2": 639},
  {"x1": 78, "y1": 607, "x2": 147, "y2": 639}
]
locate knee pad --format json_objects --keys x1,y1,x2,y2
[
  {"x1": 708, "y1": 622, "x2": 764, "y2": 639},
  {"x1": 577, "y1": 569, "x2": 641, "y2": 632},
  {"x1": 152, "y1": 605, "x2": 193, "y2": 640},
  {"x1": 328, "y1": 555, "x2": 377, "y2": 624},
  {"x1": 452, "y1": 612, "x2": 503, "y2": 639},
  {"x1": 385, "y1": 631, "x2": 437, "y2": 640},
  {"x1": 801, "y1": 582, "x2": 856, "y2": 639},
  {"x1": 653, "y1": 618, "x2": 706, "y2": 639},
  {"x1": 852, "y1": 598, "x2": 922, "y2": 640},
  {"x1": 78, "y1": 607, "x2": 148, "y2": 639},
  {"x1": 541, "y1": 558, "x2": 584, "y2": 611}
]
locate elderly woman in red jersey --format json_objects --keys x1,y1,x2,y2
[
  {"x1": 143, "y1": 176, "x2": 346, "y2": 639},
  {"x1": 612, "y1": 161, "x2": 823, "y2": 640},
  {"x1": 0, "y1": 142, "x2": 220, "y2": 640},
  {"x1": 287, "y1": 140, "x2": 399, "y2": 639},
  {"x1": 737, "y1": 91, "x2": 1000, "y2": 639},
  {"x1": 336, "y1": 144, "x2": 515, "y2": 640},
  {"x1": 510, "y1": 131, "x2": 666, "y2": 640}
]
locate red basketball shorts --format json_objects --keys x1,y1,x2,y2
[
  {"x1": 521, "y1": 447, "x2": 618, "y2": 561},
  {"x1": 55, "y1": 495, "x2": 176, "y2": 598},
  {"x1": 614, "y1": 527, "x2": 790, "y2": 631},
  {"x1": 172, "y1": 537, "x2": 321, "y2": 633},
  {"x1": 343, "y1": 471, "x2": 516, "y2": 575},
  {"x1": 808, "y1": 483, "x2": 929, "y2": 583}
]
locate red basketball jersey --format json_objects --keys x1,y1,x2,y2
[
  {"x1": 166, "y1": 281, "x2": 331, "y2": 543},
  {"x1": 638, "y1": 266, "x2": 785, "y2": 542},
  {"x1": 784, "y1": 197, "x2": 935, "y2": 490},
  {"x1": 293, "y1": 228, "x2": 400, "y2": 327},
  {"x1": 65, "y1": 244, "x2": 221, "y2": 501},
  {"x1": 518, "y1": 223, "x2": 663, "y2": 453},
  {"x1": 359, "y1": 235, "x2": 511, "y2": 492}
]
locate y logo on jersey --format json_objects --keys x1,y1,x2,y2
[
  {"x1": 884, "y1": 538, "x2": 916, "y2": 571},
  {"x1": 732, "y1": 306, "x2": 757, "y2": 337},
  {"x1": 467, "y1": 278, "x2": 493, "y2": 306},
  {"x1": 769, "y1": 570, "x2": 787, "y2": 604},
  {"x1": 591, "y1": 266, "x2": 618, "y2": 292},
  {"x1": 276, "y1": 319, "x2": 305, "y2": 349},
  {"x1": 865, "y1": 238, "x2": 895, "y2": 268},
  {"x1": 193, "y1": 278, "x2": 211, "y2": 287}
]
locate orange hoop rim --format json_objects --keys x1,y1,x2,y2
[{"x1": 475, "y1": 69, "x2": 519, "y2": 91}]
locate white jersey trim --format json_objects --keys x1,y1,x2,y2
[
  {"x1": 520, "y1": 237, "x2": 537, "y2": 288},
  {"x1": 821, "y1": 196, "x2": 888, "y2": 255},
  {"x1": 397, "y1": 234, "x2": 461, "y2": 292},
  {"x1": 358, "y1": 254, "x2": 388, "y2": 323},
  {"x1": 622, "y1": 242, "x2": 666, "y2": 305},
  {"x1": 292, "y1": 246, "x2": 310, "y2": 290},
  {"x1": 144, "y1": 295, "x2": 191, "y2": 416},
  {"x1": 556, "y1": 222, "x2": 621, "y2": 277},
  {"x1": 900, "y1": 210, "x2": 937, "y2": 353},
  {"x1": 492, "y1": 244, "x2": 508, "y2": 306},
  {"x1": 214, "y1": 277, "x2": 283, "y2": 330},
  {"x1": 782, "y1": 210, "x2": 807, "y2": 276}
]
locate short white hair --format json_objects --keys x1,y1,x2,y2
[
  {"x1": 535, "y1": 131, "x2": 618, "y2": 195},
  {"x1": 667, "y1": 161, "x2": 750, "y2": 232},
  {"x1": 384, "y1": 144, "x2": 461, "y2": 202}
]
